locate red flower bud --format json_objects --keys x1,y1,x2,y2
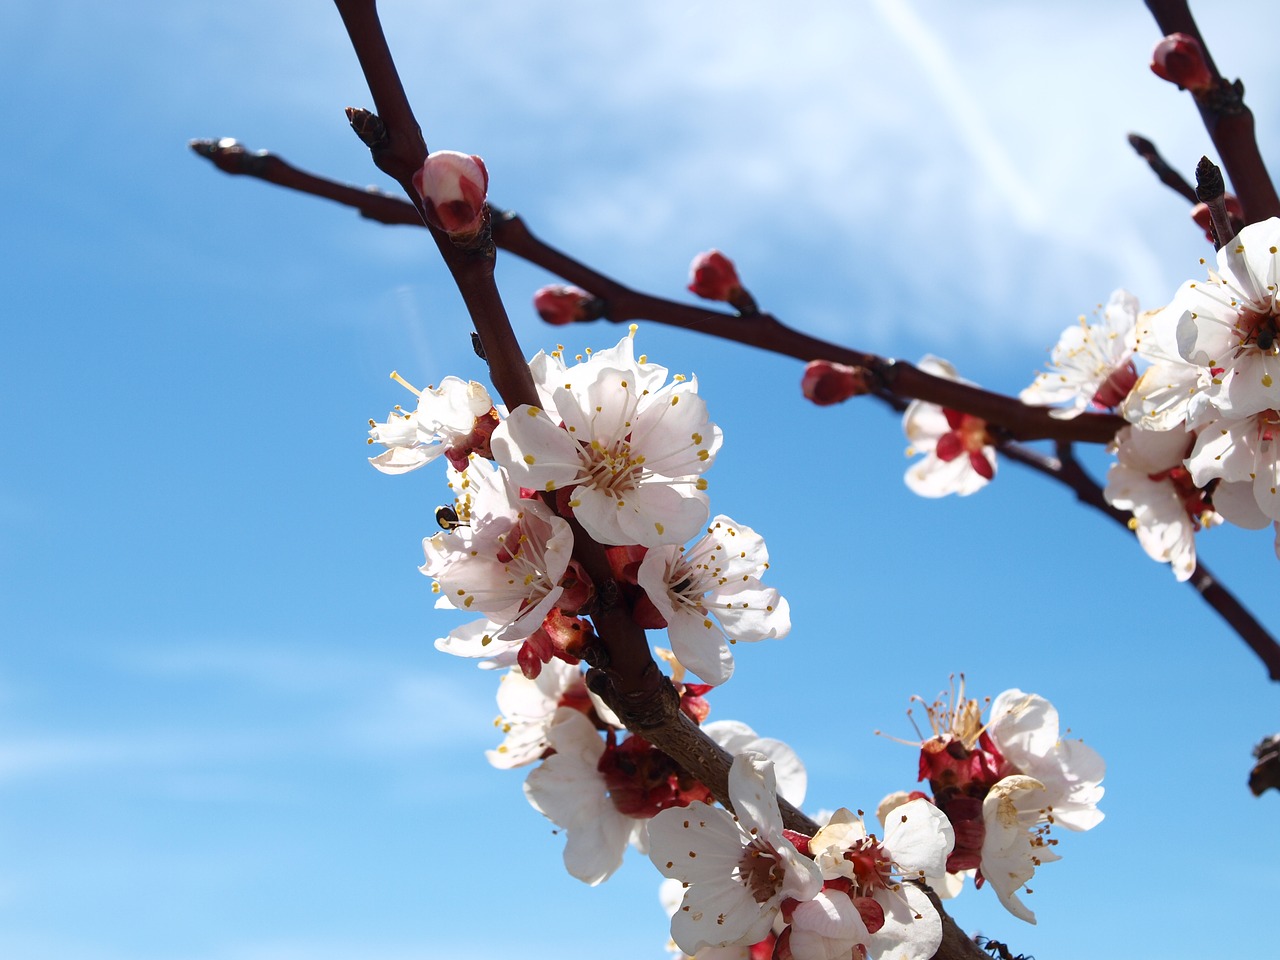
[
  {"x1": 687, "y1": 249, "x2": 742, "y2": 302},
  {"x1": 800, "y1": 360, "x2": 869, "y2": 406},
  {"x1": 1150, "y1": 33, "x2": 1213, "y2": 94},
  {"x1": 412, "y1": 150, "x2": 489, "y2": 235},
  {"x1": 533, "y1": 284, "x2": 592, "y2": 326}
]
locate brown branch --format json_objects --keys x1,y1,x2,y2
[
  {"x1": 492, "y1": 210, "x2": 1125, "y2": 445},
  {"x1": 1127, "y1": 133, "x2": 1199, "y2": 204},
  {"x1": 1145, "y1": 0, "x2": 1280, "y2": 224},
  {"x1": 326, "y1": 0, "x2": 819, "y2": 845},
  {"x1": 188, "y1": 140, "x2": 1120, "y2": 445},
  {"x1": 189, "y1": 138, "x2": 422, "y2": 225}
]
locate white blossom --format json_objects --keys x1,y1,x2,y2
[
  {"x1": 486, "y1": 660, "x2": 588, "y2": 770},
  {"x1": 1186, "y1": 409, "x2": 1280, "y2": 524},
  {"x1": 979, "y1": 776, "x2": 1061, "y2": 924},
  {"x1": 985, "y1": 689, "x2": 1105, "y2": 833},
  {"x1": 788, "y1": 890, "x2": 870, "y2": 960},
  {"x1": 809, "y1": 801, "x2": 953, "y2": 960},
  {"x1": 648, "y1": 752, "x2": 822, "y2": 956},
  {"x1": 1154, "y1": 217, "x2": 1280, "y2": 420},
  {"x1": 703, "y1": 720, "x2": 807, "y2": 807},
  {"x1": 421, "y1": 459, "x2": 573, "y2": 651},
  {"x1": 491, "y1": 329, "x2": 722, "y2": 547},
  {"x1": 903, "y1": 357, "x2": 995, "y2": 497},
  {"x1": 637, "y1": 516, "x2": 790, "y2": 686},
  {"x1": 523, "y1": 708, "x2": 644, "y2": 885},
  {"x1": 367, "y1": 374, "x2": 497, "y2": 474},
  {"x1": 1105, "y1": 425, "x2": 1219, "y2": 581},
  {"x1": 1021, "y1": 289, "x2": 1139, "y2": 419}
]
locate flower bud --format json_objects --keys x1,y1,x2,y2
[
  {"x1": 801, "y1": 359, "x2": 869, "y2": 406},
  {"x1": 1150, "y1": 33, "x2": 1213, "y2": 94},
  {"x1": 687, "y1": 249, "x2": 742, "y2": 301},
  {"x1": 411, "y1": 150, "x2": 489, "y2": 235},
  {"x1": 533, "y1": 284, "x2": 593, "y2": 326}
]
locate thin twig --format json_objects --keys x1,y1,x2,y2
[
  {"x1": 1051, "y1": 442, "x2": 1280, "y2": 681},
  {"x1": 1127, "y1": 133, "x2": 1199, "y2": 204},
  {"x1": 1145, "y1": 0, "x2": 1280, "y2": 223}
]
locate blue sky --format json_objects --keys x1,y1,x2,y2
[{"x1": 3, "y1": 1, "x2": 1279, "y2": 958}]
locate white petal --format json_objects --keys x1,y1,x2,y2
[
  {"x1": 648, "y1": 802, "x2": 749, "y2": 883},
  {"x1": 867, "y1": 883, "x2": 942, "y2": 960},
  {"x1": 884, "y1": 798, "x2": 954, "y2": 881},
  {"x1": 987, "y1": 690, "x2": 1059, "y2": 764}
]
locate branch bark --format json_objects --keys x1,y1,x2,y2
[{"x1": 1145, "y1": 0, "x2": 1280, "y2": 224}]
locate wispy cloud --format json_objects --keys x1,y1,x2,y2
[{"x1": 870, "y1": 0, "x2": 1044, "y2": 230}]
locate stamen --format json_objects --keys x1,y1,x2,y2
[{"x1": 389, "y1": 370, "x2": 422, "y2": 396}]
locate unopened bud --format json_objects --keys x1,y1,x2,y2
[
  {"x1": 688, "y1": 250, "x2": 740, "y2": 301},
  {"x1": 800, "y1": 360, "x2": 869, "y2": 406},
  {"x1": 412, "y1": 150, "x2": 489, "y2": 235},
  {"x1": 1190, "y1": 194, "x2": 1244, "y2": 244},
  {"x1": 533, "y1": 284, "x2": 594, "y2": 326},
  {"x1": 1150, "y1": 33, "x2": 1213, "y2": 94},
  {"x1": 687, "y1": 249, "x2": 757, "y2": 313}
]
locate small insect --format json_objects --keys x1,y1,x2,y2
[
  {"x1": 975, "y1": 937, "x2": 1033, "y2": 960},
  {"x1": 434, "y1": 505, "x2": 467, "y2": 531},
  {"x1": 1255, "y1": 320, "x2": 1277, "y2": 352}
]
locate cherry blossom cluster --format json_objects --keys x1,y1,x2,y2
[
  {"x1": 883, "y1": 681, "x2": 1104, "y2": 925},
  {"x1": 650, "y1": 752, "x2": 953, "y2": 960},
  {"x1": 489, "y1": 652, "x2": 806, "y2": 887},
  {"x1": 367, "y1": 326, "x2": 791, "y2": 685},
  {"x1": 897, "y1": 218, "x2": 1280, "y2": 580},
  {"x1": 640, "y1": 681, "x2": 1102, "y2": 960},
  {"x1": 1120, "y1": 218, "x2": 1280, "y2": 564},
  {"x1": 364, "y1": 319, "x2": 1104, "y2": 958}
]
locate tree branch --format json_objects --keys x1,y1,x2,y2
[
  {"x1": 188, "y1": 140, "x2": 1121, "y2": 445},
  {"x1": 1127, "y1": 133, "x2": 1199, "y2": 204},
  {"x1": 1145, "y1": 0, "x2": 1280, "y2": 224},
  {"x1": 326, "y1": 0, "x2": 819, "y2": 856},
  {"x1": 191, "y1": 140, "x2": 1280, "y2": 679}
]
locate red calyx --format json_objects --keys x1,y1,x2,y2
[{"x1": 597, "y1": 734, "x2": 715, "y2": 818}]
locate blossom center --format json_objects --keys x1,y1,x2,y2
[
  {"x1": 842, "y1": 836, "x2": 894, "y2": 895},
  {"x1": 580, "y1": 435, "x2": 647, "y2": 495},
  {"x1": 737, "y1": 837, "x2": 785, "y2": 904}
]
